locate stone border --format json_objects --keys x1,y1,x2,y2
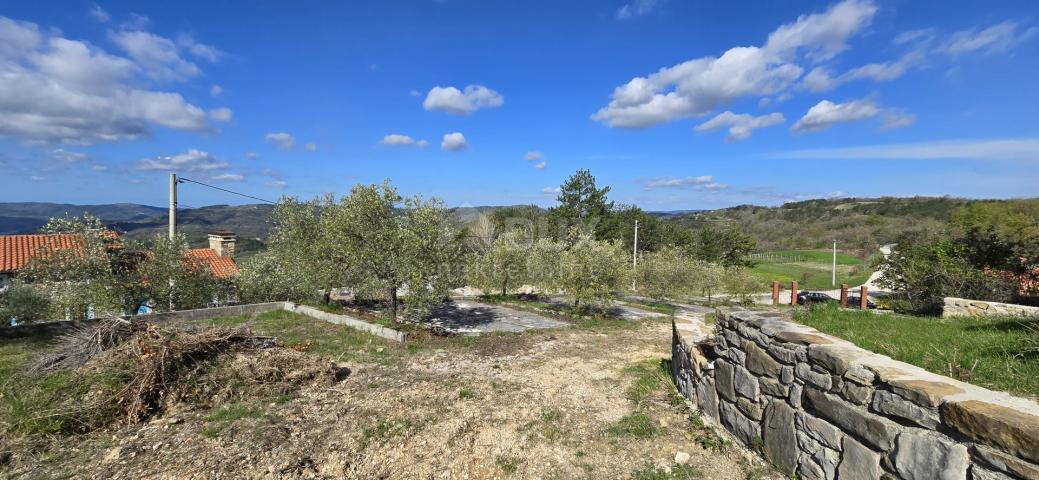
[
  {"x1": 944, "y1": 297, "x2": 1039, "y2": 318},
  {"x1": 672, "y1": 308, "x2": 1039, "y2": 480},
  {"x1": 283, "y1": 303, "x2": 407, "y2": 342},
  {"x1": 1, "y1": 302, "x2": 408, "y2": 343}
]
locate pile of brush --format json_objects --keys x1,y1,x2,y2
[{"x1": 20, "y1": 318, "x2": 340, "y2": 430}]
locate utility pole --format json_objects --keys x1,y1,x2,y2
[
  {"x1": 632, "y1": 220, "x2": 639, "y2": 291},
  {"x1": 169, "y1": 173, "x2": 177, "y2": 241},
  {"x1": 832, "y1": 239, "x2": 837, "y2": 287}
]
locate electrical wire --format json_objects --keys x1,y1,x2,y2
[{"x1": 177, "y1": 177, "x2": 277, "y2": 204}]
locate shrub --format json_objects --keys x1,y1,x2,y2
[{"x1": 0, "y1": 283, "x2": 52, "y2": 325}]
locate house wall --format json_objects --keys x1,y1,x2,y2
[{"x1": 672, "y1": 308, "x2": 1039, "y2": 480}]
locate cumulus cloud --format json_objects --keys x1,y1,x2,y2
[
  {"x1": 940, "y1": 21, "x2": 1037, "y2": 55},
  {"x1": 802, "y1": 50, "x2": 924, "y2": 92},
  {"x1": 593, "y1": 0, "x2": 876, "y2": 128},
  {"x1": 89, "y1": 4, "x2": 110, "y2": 23},
  {"x1": 265, "y1": 132, "x2": 296, "y2": 149},
  {"x1": 533, "y1": 161, "x2": 547, "y2": 169},
  {"x1": 136, "y1": 149, "x2": 245, "y2": 183},
  {"x1": 109, "y1": 30, "x2": 202, "y2": 82},
  {"x1": 380, "y1": 134, "x2": 424, "y2": 147},
  {"x1": 0, "y1": 16, "x2": 211, "y2": 144},
  {"x1": 245, "y1": 152, "x2": 258, "y2": 159},
  {"x1": 266, "y1": 180, "x2": 288, "y2": 189},
  {"x1": 423, "y1": 85, "x2": 504, "y2": 115},
  {"x1": 523, "y1": 151, "x2": 544, "y2": 162},
  {"x1": 541, "y1": 186, "x2": 561, "y2": 195},
  {"x1": 616, "y1": 0, "x2": 660, "y2": 20},
  {"x1": 792, "y1": 99, "x2": 880, "y2": 132},
  {"x1": 176, "y1": 33, "x2": 223, "y2": 62},
  {"x1": 695, "y1": 111, "x2": 785, "y2": 142},
  {"x1": 640, "y1": 175, "x2": 728, "y2": 191},
  {"x1": 209, "y1": 84, "x2": 223, "y2": 97},
  {"x1": 881, "y1": 111, "x2": 915, "y2": 130},
  {"x1": 441, "y1": 132, "x2": 467, "y2": 151},
  {"x1": 208, "y1": 107, "x2": 232, "y2": 122}
]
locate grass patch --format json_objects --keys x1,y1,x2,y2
[
  {"x1": 623, "y1": 359, "x2": 682, "y2": 408},
  {"x1": 360, "y1": 417, "x2": 416, "y2": 446},
  {"x1": 495, "y1": 454, "x2": 523, "y2": 474},
  {"x1": 630, "y1": 463, "x2": 702, "y2": 480},
  {"x1": 749, "y1": 249, "x2": 870, "y2": 290},
  {"x1": 620, "y1": 298, "x2": 678, "y2": 316},
  {"x1": 795, "y1": 303, "x2": 1039, "y2": 397},
  {"x1": 201, "y1": 404, "x2": 273, "y2": 438},
  {"x1": 608, "y1": 412, "x2": 658, "y2": 438},
  {"x1": 519, "y1": 407, "x2": 567, "y2": 442}
]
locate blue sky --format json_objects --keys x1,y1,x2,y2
[{"x1": 0, "y1": 0, "x2": 1037, "y2": 210}]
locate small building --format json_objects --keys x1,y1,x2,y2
[{"x1": 185, "y1": 231, "x2": 240, "y2": 279}]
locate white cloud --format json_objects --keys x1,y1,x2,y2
[
  {"x1": 208, "y1": 107, "x2": 233, "y2": 122},
  {"x1": 210, "y1": 172, "x2": 244, "y2": 182},
  {"x1": 91, "y1": 164, "x2": 110, "y2": 172},
  {"x1": 136, "y1": 149, "x2": 228, "y2": 172},
  {"x1": 541, "y1": 186, "x2": 561, "y2": 195},
  {"x1": 616, "y1": 0, "x2": 660, "y2": 20},
  {"x1": 109, "y1": 30, "x2": 201, "y2": 82},
  {"x1": 423, "y1": 85, "x2": 504, "y2": 115},
  {"x1": 893, "y1": 28, "x2": 936, "y2": 45},
  {"x1": 534, "y1": 161, "x2": 547, "y2": 169},
  {"x1": 802, "y1": 50, "x2": 924, "y2": 92},
  {"x1": 409, "y1": 89, "x2": 421, "y2": 97},
  {"x1": 245, "y1": 152, "x2": 258, "y2": 159},
  {"x1": 592, "y1": 0, "x2": 877, "y2": 128},
  {"x1": 695, "y1": 111, "x2": 785, "y2": 142},
  {"x1": 89, "y1": 4, "x2": 110, "y2": 23},
  {"x1": 940, "y1": 21, "x2": 1037, "y2": 55},
  {"x1": 304, "y1": 143, "x2": 317, "y2": 152},
  {"x1": 524, "y1": 151, "x2": 544, "y2": 161},
  {"x1": 881, "y1": 111, "x2": 915, "y2": 130},
  {"x1": 30, "y1": 175, "x2": 45, "y2": 181},
  {"x1": 641, "y1": 175, "x2": 727, "y2": 190},
  {"x1": 380, "y1": 134, "x2": 428, "y2": 148},
  {"x1": 175, "y1": 33, "x2": 223, "y2": 62},
  {"x1": 441, "y1": 132, "x2": 467, "y2": 151},
  {"x1": 764, "y1": 138, "x2": 1039, "y2": 161},
  {"x1": 209, "y1": 84, "x2": 223, "y2": 97},
  {"x1": 791, "y1": 99, "x2": 880, "y2": 132},
  {"x1": 265, "y1": 132, "x2": 295, "y2": 149},
  {"x1": 121, "y1": 13, "x2": 150, "y2": 30},
  {"x1": 0, "y1": 17, "x2": 211, "y2": 144},
  {"x1": 51, "y1": 149, "x2": 88, "y2": 162},
  {"x1": 266, "y1": 180, "x2": 288, "y2": 189}
]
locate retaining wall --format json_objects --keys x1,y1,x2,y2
[
  {"x1": 672, "y1": 308, "x2": 1039, "y2": 480},
  {"x1": 944, "y1": 297, "x2": 1039, "y2": 319}
]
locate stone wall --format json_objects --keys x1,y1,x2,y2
[
  {"x1": 672, "y1": 308, "x2": 1039, "y2": 480},
  {"x1": 944, "y1": 297, "x2": 1039, "y2": 318}
]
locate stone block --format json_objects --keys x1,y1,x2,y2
[
  {"x1": 803, "y1": 387, "x2": 899, "y2": 451},
  {"x1": 843, "y1": 382, "x2": 872, "y2": 405},
  {"x1": 734, "y1": 365, "x2": 760, "y2": 399},
  {"x1": 798, "y1": 412, "x2": 843, "y2": 450},
  {"x1": 838, "y1": 436, "x2": 882, "y2": 480},
  {"x1": 814, "y1": 447, "x2": 839, "y2": 480},
  {"x1": 808, "y1": 344, "x2": 871, "y2": 375},
  {"x1": 788, "y1": 383, "x2": 803, "y2": 409},
  {"x1": 798, "y1": 456, "x2": 825, "y2": 480},
  {"x1": 745, "y1": 340, "x2": 783, "y2": 377},
  {"x1": 728, "y1": 347, "x2": 746, "y2": 366},
  {"x1": 796, "y1": 363, "x2": 833, "y2": 390},
  {"x1": 737, "y1": 396, "x2": 764, "y2": 421},
  {"x1": 893, "y1": 432, "x2": 969, "y2": 480},
  {"x1": 941, "y1": 400, "x2": 1039, "y2": 464},
  {"x1": 871, "y1": 390, "x2": 939, "y2": 429},
  {"x1": 774, "y1": 329, "x2": 838, "y2": 346},
  {"x1": 762, "y1": 400, "x2": 798, "y2": 475},
  {"x1": 972, "y1": 444, "x2": 1039, "y2": 480},
  {"x1": 759, "y1": 376, "x2": 789, "y2": 397},
  {"x1": 971, "y1": 466, "x2": 1017, "y2": 480},
  {"x1": 888, "y1": 378, "x2": 965, "y2": 408},
  {"x1": 696, "y1": 376, "x2": 720, "y2": 423},
  {"x1": 720, "y1": 400, "x2": 761, "y2": 447},
  {"x1": 780, "y1": 366, "x2": 795, "y2": 384},
  {"x1": 845, "y1": 365, "x2": 876, "y2": 386},
  {"x1": 767, "y1": 344, "x2": 799, "y2": 364},
  {"x1": 715, "y1": 360, "x2": 736, "y2": 402}
]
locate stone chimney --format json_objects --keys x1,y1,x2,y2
[{"x1": 207, "y1": 231, "x2": 236, "y2": 258}]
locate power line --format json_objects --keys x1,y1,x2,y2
[{"x1": 178, "y1": 177, "x2": 277, "y2": 204}]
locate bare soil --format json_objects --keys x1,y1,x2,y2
[{"x1": 3, "y1": 315, "x2": 780, "y2": 479}]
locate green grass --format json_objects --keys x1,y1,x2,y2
[
  {"x1": 360, "y1": 416, "x2": 416, "y2": 446},
  {"x1": 607, "y1": 412, "x2": 658, "y2": 438},
  {"x1": 749, "y1": 249, "x2": 871, "y2": 290},
  {"x1": 201, "y1": 404, "x2": 275, "y2": 438},
  {"x1": 495, "y1": 454, "x2": 523, "y2": 474},
  {"x1": 478, "y1": 294, "x2": 668, "y2": 333},
  {"x1": 630, "y1": 463, "x2": 702, "y2": 480},
  {"x1": 795, "y1": 304, "x2": 1039, "y2": 397}
]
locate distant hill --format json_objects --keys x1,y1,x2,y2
[{"x1": 0, "y1": 202, "x2": 166, "y2": 234}]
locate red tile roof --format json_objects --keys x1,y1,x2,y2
[
  {"x1": 185, "y1": 248, "x2": 240, "y2": 279},
  {"x1": 0, "y1": 234, "x2": 85, "y2": 273}
]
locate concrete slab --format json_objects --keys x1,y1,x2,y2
[{"x1": 423, "y1": 300, "x2": 569, "y2": 335}]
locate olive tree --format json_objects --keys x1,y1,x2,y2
[
  {"x1": 529, "y1": 232, "x2": 627, "y2": 308},
  {"x1": 132, "y1": 234, "x2": 224, "y2": 312},
  {"x1": 468, "y1": 229, "x2": 531, "y2": 296},
  {"x1": 633, "y1": 246, "x2": 698, "y2": 301}
]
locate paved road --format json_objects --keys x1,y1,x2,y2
[{"x1": 423, "y1": 300, "x2": 570, "y2": 335}]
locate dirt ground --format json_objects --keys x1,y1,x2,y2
[{"x1": 2, "y1": 313, "x2": 780, "y2": 479}]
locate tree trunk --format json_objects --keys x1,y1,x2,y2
[
  {"x1": 389, "y1": 287, "x2": 399, "y2": 322},
  {"x1": 501, "y1": 273, "x2": 508, "y2": 296}
]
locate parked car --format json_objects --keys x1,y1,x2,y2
[
  {"x1": 796, "y1": 291, "x2": 835, "y2": 305},
  {"x1": 845, "y1": 296, "x2": 877, "y2": 309}
]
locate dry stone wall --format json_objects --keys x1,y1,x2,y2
[
  {"x1": 943, "y1": 297, "x2": 1039, "y2": 318},
  {"x1": 671, "y1": 309, "x2": 1039, "y2": 480}
]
